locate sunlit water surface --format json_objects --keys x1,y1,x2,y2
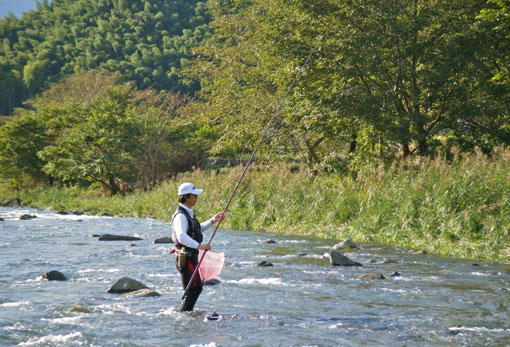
[{"x1": 1, "y1": 207, "x2": 509, "y2": 346}]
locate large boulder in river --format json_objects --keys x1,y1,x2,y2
[
  {"x1": 65, "y1": 302, "x2": 92, "y2": 313},
  {"x1": 123, "y1": 288, "x2": 160, "y2": 297},
  {"x1": 333, "y1": 239, "x2": 358, "y2": 250},
  {"x1": 358, "y1": 273, "x2": 386, "y2": 280},
  {"x1": 43, "y1": 270, "x2": 67, "y2": 281},
  {"x1": 107, "y1": 276, "x2": 149, "y2": 294},
  {"x1": 153, "y1": 237, "x2": 173, "y2": 244},
  {"x1": 330, "y1": 250, "x2": 362, "y2": 266},
  {"x1": 98, "y1": 234, "x2": 143, "y2": 241}
]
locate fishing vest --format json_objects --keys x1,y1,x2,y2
[{"x1": 172, "y1": 205, "x2": 203, "y2": 254}]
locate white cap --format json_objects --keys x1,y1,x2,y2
[{"x1": 177, "y1": 182, "x2": 203, "y2": 196}]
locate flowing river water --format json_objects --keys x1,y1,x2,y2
[{"x1": 1, "y1": 207, "x2": 509, "y2": 346}]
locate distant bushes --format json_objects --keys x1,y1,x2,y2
[{"x1": 0, "y1": 70, "x2": 209, "y2": 194}]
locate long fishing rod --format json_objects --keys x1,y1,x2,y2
[{"x1": 182, "y1": 42, "x2": 320, "y2": 300}]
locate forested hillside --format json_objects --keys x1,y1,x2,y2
[{"x1": 0, "y1": 0, "x2": 211, "y2": 115}]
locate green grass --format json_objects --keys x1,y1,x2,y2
[{"x1": 3, "y1": 149, "x2": 510, "y2": 263}]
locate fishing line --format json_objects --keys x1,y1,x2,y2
[{"x1": 182, "y1": 39, "x2": 322, "y2": 300}]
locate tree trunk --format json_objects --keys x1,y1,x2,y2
[
  {"x1": 304, "y1": 137, "x2": 324, "y2": 170},
  {"x1": 402, "y1": 142, "x2": 410, "y2": 158},
  {"x1": 418, "y1": 138, "x2": 428, "y2": 155},
  {"x1": 349, "y1": 134, "x2": 357, "y2": 153},
  {"x1": 107, "y1": 176, "x2": 120, "y2": 196}
]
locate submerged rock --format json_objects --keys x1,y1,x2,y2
[
  {"x1": 98, "y1": 234, "x2": 143, "y2": 241},
  {"x1": 43, "y1": 270, "x2": 67, "y2": 281},
  {"x1": 205, "y1": 278, "x2": 221, "y2": 286},
  {"x1": 19, "y1": 214, "x2": 36, "y2": 220},
  {"x1": 123, "y1": 288, "x2": 160, "y2": 297},
  {"x1": 369, "y1": 258, "x2": 397, "y2": 265},
  {"x1": 153, "y1": 237, "x2": 173, "y2": 244},
  {"x1": 409, "y1": 249, "x2": 428, "y2": 255},
  {"x1": 107, "y1": 276, "x2": 148, "y2": 294},
  {"x1": 65, "y1": 302, "x2": 92, "y2": 313},
  {"x1": 330, "y1": 250, "x2": 362, "y2": 266},
  {"x1": 381, "y1": 258, "x2": 396, "y2": 264},
  {"x1": 390, "y1": 271, "x2": 401, "y2": 277},
  {"x1": 257, "y1": 261, "x2": 274, "y2": 267},
  {"x1": 265, "y1": 240, "x2": 277, "y2": 244},
  {"x1": 358, "y1": 273, "x2": 386, "y2": 280}
]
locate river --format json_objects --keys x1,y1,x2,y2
[{"x1": 0, "y1": 207, "x2": 509, "y2": 346}]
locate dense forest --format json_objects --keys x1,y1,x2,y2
[
  {"x1": 0, "y1": 0, "x2": 211, "y2": 115},
  {"x1": 0, "y1": 0, "x2": 509, "y2": 195}
]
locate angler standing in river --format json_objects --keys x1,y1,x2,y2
[{"x1": 172, "y1": 182, "x2": 225, "y2": 312}]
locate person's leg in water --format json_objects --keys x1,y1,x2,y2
[{"x1": 177, "y1": 255, "x2": 202, "y2": 311}]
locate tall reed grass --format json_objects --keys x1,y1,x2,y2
[{"x1": 7, "y1": 149, "x2": 510, "y2": 263}]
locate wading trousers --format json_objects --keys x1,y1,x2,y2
[{"x1": 176, "y1": 253, "x2": 203, "y2": 311}]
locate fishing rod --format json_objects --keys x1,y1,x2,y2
[{"x1": 182, "y1": 42, "x2": 321, "y2": 300}]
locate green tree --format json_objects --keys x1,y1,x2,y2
[
  {"x1": 478, "y1": 0, "x2": 510, "y2": 86},
  {"x1": 0, "y1": 69, "x2": 209, "y2": 193},
  {"x1": 131, "y1": 89, "x2": 206, "y2": 188},
  {"x1": 184, "y1": 1, "x2": 282, "y2": 156},
  {"x1": 190, "y1": 0, "x2": 510, "y2": 169},
  {"x1": 0, "y1": 106, "x2": 55, "y2": 188},
  {"x1": 39, "y1": 85, "x2": 142, "y2": 195}
]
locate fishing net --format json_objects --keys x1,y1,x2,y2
[{"x1": 198, "y1": 249, "x2": 225, "y2": 282}]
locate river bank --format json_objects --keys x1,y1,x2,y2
[{"x1": 2, "y1": 150, "x2": 509, "y2": 263}]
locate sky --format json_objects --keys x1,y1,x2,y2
[{"x1": 0, "y1": 0, "x2": 39, "y2": 19}]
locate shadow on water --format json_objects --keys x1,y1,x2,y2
[{"x1": 1, "y1": 207, "x2": 510, "y2": 346}]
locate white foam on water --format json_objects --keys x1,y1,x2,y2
[
  {"x1": 19, "y1": 331, "x2": 84, "y2": 346},
  {"x1": 77, "y1": 268, "x2": 121, "y2": 274},
  {"x1": 302, "y1": 270, "x2": 333, "y2": 275},
  {"x1": 280, "y1": 239, "x2": 307, "y2": 244},
  {"x1": 146, "y1": 273, "x2": 171, "y2": 278},
  {"x1": 96, "y1": 303, "x2": 134, "y2": 315},
  {"x1": 157, "y1": 306, "x2": 182, "y2": 317},
  {"x1": 226, "y1": 277, "x2": 283, "y2": 285},
  {"x1": 380, "y1": 288, "x2": 408, "y2": 294},
  {"x1": 42, "y1": 316, "x2": 83, "y2": 325},
  {"x1": 471, "y1": 271, "x2": 491, "y2": 277},
  {"x1": 419, "y1": 276, "x2": 440, "y2": 282},
  {"x1": 328, "y1": 322, "x2": 343, "y2": 329},
  {"x1": 1, "y1": 301, "x2": 31, "y2": 307},
  {"x1": 228, "y1": 261, "x2": 260, "y2": 268},
  {"x1": 190, "y1": 343, "x2": 217, "y2": 347},
  {"x1": 449, "y1": 326, "x2": 510, "y2": 333}
]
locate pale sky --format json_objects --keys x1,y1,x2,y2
[{"x1": 0, "y1": 0, "x2": 39, "y2": 19}]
